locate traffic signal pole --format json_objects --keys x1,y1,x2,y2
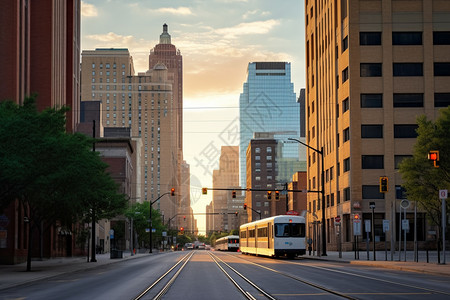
[{"x1": 149, "y1": 191, "x2": 171, "y2": 253}]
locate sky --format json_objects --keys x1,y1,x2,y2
[{"x1": 81, "y1": 0, "x2": 306, "y2": 233}]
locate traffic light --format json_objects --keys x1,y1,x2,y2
[
  {"x1": 179, "y1": 227, "x2": 184, "y2": 235},
  {"x1": 275, "y1": 190, "x2": 280, "y2": 200},
  {"x1": 243, "y1": 203, "x2": 247, "y2": 210},
  {"x1": 428, "y1": 150, "x2": 439, "y2": 168},
  {"x1": 202, "y1": 187, "x2": 207, "y2": 195},
  {"x1": 232, "y1": 190, "x2": 236, "y2": 198},
  {"x1": 267, "y1": 191, "x2": 272, "y2": 200},
  {"x1": 379, "y1": 176, "x2": 388, "y2": 193},
  {"x1": 171, "y1": 188, "x2": 175, "y2": 196},
  {"x1": 183, "y1": 216, "x2": 186, "y2": 221},
  {"x1": 235, "y1": 211, "x2": 238, "y2": 216},
  {"x1": 353, "y1": 214, "x2": 360, "y2": 221}
]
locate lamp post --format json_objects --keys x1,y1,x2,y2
[
  {"x1": 149, "y1": 192, "x2": 171, "y2": 253},
  {"x1": 288, "y1": 138, "x2": 327, "y2": 256}
]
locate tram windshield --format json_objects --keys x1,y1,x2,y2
[{"x1": 275, "y1": 223, "x2": 306, "y2": 237}]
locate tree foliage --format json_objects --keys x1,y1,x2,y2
[{"x1": 399, "y1": 106, "x2": 450, "y2": 228}]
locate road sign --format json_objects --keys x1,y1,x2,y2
[
  {"x1": 439, "y1": 189, "x2": 448, "y2": 199},
  {"x1": 365, "y1": 220, "x2": 371, "y2": 232},
  {"x1": 354, "y1": 221, "x2": 361, "y2": 235},
  {"x1": 402, "y1": 219, "x2": 409, "y2": 231},
  {"x1": 335, "y1": 216, "x2": 341, "y2": 223},
  {"x1": 109, "y1": 229, "x2": 114, "y2": 239},
  {"x1": 383, "y1": 219, "x2": 390, "y2": 232}
]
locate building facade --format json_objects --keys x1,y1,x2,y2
[
  {"x1": 305, "y1": 0, "x2": 450, "y2": 251},
  {"x1": 239, "y1": 62, "x2": 302, "y2": 189}
]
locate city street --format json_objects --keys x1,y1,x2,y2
[{"x1": 1, "y1": 250, "x2": 449, "y2": 300}]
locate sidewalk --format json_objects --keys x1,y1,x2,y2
[
  {"x1": 305, "y1": 250, "x2": 450, "y2": 277},
  {"x1": 0, "y1": 249, "x2": 161, "y2": 291}
]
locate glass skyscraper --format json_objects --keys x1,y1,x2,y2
[{"x1": 239, "y1": 62, "x2": 301, "y2": 188}]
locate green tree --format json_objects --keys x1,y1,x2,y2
[
  {"x1": 0, "y1": 98, "x2": 127, "y2": 270},
  {"x1": 399, "y1": 107, "x2": 450, "y2": 241}
]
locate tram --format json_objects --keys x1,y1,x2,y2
[
  {"x1": 239, "y1": 215, "x2": 306, "y2": 258},
  {"x1": 215, "y1": 235, "x2": 240, "y2": 251}
]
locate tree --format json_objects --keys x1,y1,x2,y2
[
  {"x1": 0, "y1": 98, "x2": 127, "y2": 270},
  {"x1": 399, "y1": 106, "x2": 450, "y2": 244}
]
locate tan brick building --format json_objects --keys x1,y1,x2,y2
[{"x1": 305, "y1": 0, "x2": 450, "y2": 251}]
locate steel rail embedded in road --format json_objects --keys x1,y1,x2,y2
[
  {"x1": 208, "y1": 252, "x2": 276, "y2": 300},
  {"x1": 132, "y1": 251, "x2": 195, "y2": 300},
  {"x1": 223, "y1": 252, "x2": 357, "y2": 300}
]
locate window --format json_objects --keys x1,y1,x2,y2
[
  {"x1": 267, "y1": 155, "x2": 272, "y2": 161},
  {"x1": 362, "y1": 155, "x2": 384, "y2": 169},
  {"x1": 106, "y1": 63, "x2": 110, "y2": 69},
  {"x1": 393, "y1": 63, "x2": 423, "y2": 76},
  {"x1": 344, "y1": 187, "x2": 350, "y2": 201},
  {"x1": 435, "y1": 93, "x2": 450, "y2": 107},
  {"x1": 392, "y1": 32, "x2": 422, "y2": 45},
  {"x1": 361, "y1": 63, "x2": 382, "y2": 77},
  {"x1": 362, "y1": 185, "x2": 385, "y2": 199},
  {"x1": 394, "y1": 125, "x2": 418, "y2": 138},
  {"x1": 275, "y1": 223, "x2": 305, "y2": 237},
  {"x1": 343, "y1": 157, "x2": 350, "y2": 172},
  {"x1": 342, "y1": 36, "x2": 348, "y2": 52},
  {"x1": 255, "y1": 155, "x2": 260, "y2": 161},
  {"x1": 342, "y1": 97, "x2": 349, "y2": 113},
  {"x1": 360, "y1": 32, "x2": 381, "y2": 45},
  {"x1": 434, "y1": 63, "x2": 450, "y2": 76},
  {"x1": 395, "y1": 155, "x2": 412, "y2": 169},
  {"x1": 393, "y1": 94, "x2": 424, "y2": 107},
  {"x1": 342, "y1": 67, "x2": 349, "y2": 83},
  {"x1": 433, "y1": 31, "x2": 450, "y2": 45},
  {"x1": 361, "y1": 125, "x2": 383, "y2": 138},
  {"x1": 266, "y1": 147, "x2": 272, "y2": 153},
  {"x1": 255, "y1": 147, "x2": 261, "y2": 154},
  {"x1": 343, "y1": 127, "x2": 350, "y2": 142},
  {"x1": 361, "y1": 94, "x2": 382, "y2": 108}
]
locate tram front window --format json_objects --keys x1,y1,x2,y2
[{"x1": 275, "y1": 223, "x2": 306, "y2": 237}]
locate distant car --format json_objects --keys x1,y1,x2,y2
[
  {"x1": 186, "y1": 243, "x2": 194, "y2": 250},
  {"x1": 205, "y1": 244, "x2": 211, "y2": 250},
  {"x1": 198, "y1": 243, "x2": 206, "y2": 250}
]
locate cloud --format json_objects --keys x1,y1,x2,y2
[
  {"x1": 153, "y1": 7, "x2": 193, "y2": 15},
  {"x1": 81, "y1": 1, "x2": 98, "y2": 17},
  {"x1": 215, "y1": 19, "x2": 280, "y2": 38},
  {"x1": 242, "y1": 10, "x2": 271, "y2": 20}
]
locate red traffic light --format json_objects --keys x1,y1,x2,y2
[
  {"x1": 275, "y1": 190, "x2": 280, "y2": 200},
  {"x1": 183, "y1": 216, "x2": 186, "y2": 221},
  {"x1": 243, "y1": 204, "x2": 247, "y2": 210},
  {"x1": 428, "y1": 150, "x2": 439, "y2": 168},
  {"x1": 232, "y1": 190, "x2": 236, "y2": 198},
  {"x1": 235, "y1": 211, "x2": 238, "y2": 216},
  {"x1": 171, "y1": 188, "x2": 175, "y2": 196},
  {"x1": 180, "y1": 227, "x2": 184, "y2": 231},
  {"x1": 267, "y1": 191, "x2": 272, "y2": 200}
]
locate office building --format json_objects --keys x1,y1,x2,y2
[
  {"x1": 305, "y1": 0, "x2": 450, "y2": 251},
  {"x1": 239, "y1": 62, "x2": 302, "y2": 189}
]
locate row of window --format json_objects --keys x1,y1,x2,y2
[
  {"x1": 360, "y1": 62, "x2": 450, "y2": 77},
  {"x1": 341, "y1": 124, "x2": 417, "y2": 144},
  {"x1": 358, "y1": 93, "x2": 450, "y2": 108},
  {"x1": 360, "y1": 31, "x2": 450, "y2": 46},
  {"x1": 92, "y1": 63, "x2": 126, "y2": 69}
]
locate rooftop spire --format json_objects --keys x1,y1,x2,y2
[{"x1": 159, "y1": 23, "x2": 171, "y2": 44}]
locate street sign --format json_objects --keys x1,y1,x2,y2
[
  {"x1": 335, "y1": 216, "x2": 341, "y2": 223},
  {"x1": 109, "y1": 229, "x2": 114, "y2": 239},
  {"x1": 402, "y1": 219, "x2": 410, "y2": 231},
  {"x1": 365, "y1": 220, "x2": 371, "y2": 232},
  {"x1": 439, "y1": 189, "x2": 448, "y2": 199},
  {"x1": 162, "y1": 231, "x2": 167, "y2": 237},
  {"x1": 354, "y1": 221, "x2": 361, "y2": 235},
  {"x1": 383, "y1": 219, "x2": 390, "y2": 232}
]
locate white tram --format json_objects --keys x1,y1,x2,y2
[
  {"x1": 215, "y1": 235, "x2": 240, "y2": 251},
  {"x1": 239, "y1": 215, "x2": 306, "y2": 258}
]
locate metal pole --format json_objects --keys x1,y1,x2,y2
[
  {"x1": 130, "y1": 218, "x2": 134, "y2": 256},
  {"x1": 404, "y1": 208, "x2": 407, "y2": 262},
  {"x1": 414, "y1": 200, "x2": 417, "y2": 262},
  {"x1": 91, "y1": 120, "x2": 97, "y2": 262},
  {"x1": 443, "y1": 198, "x2": 446, "y2": 264},
  {"x1": 372, "y1": 207, "x2": 376, "y2": 261},
  {"x1": 398, "y1": 205, "x2": 402, "y2": 261},
  {"x1": 149, "y1": 203, "x2": 153, "y2": 253},
  {"x1": 391, "y1": 201, "x2": 394, "y2": 261}
]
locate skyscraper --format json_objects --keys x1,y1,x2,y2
[
  {"x1": 305, "y1": 0, "x2": 450, "y2": 252},
  {"x1": 239, "y1": 62, "x2": 302, "y2": 189}
]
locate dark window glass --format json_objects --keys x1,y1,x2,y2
[
  {"x1": 361, "y1": 125, "x2": 383, "y2": 138},
  {"x1": 360, "y1": 32, "x2": 381, "y2": 45},
  {"x1": 434, "y1": 63, "x2": 450, "y2": 76},
  {"x1": 394, "y1": 155, "x2": 412, "y2": 169},
  {"x1": 362, "y1": 155, "x2": 384, "y2": 169},
  {"x1": 342, "y1": 36, "x2": 349, "y2": 52},
  {"x1": 392, "y1": 32, "x2": 422, "y2": 45},
  {"x1": 343, "y1": 127, "x2": 350, "y2": 142},
  {"x1": 342, "y1": 67, "x2": 349, "y2": 83},
  {"x1": 435, "y1": 93, "x2": 450, "y2": 107},
  {"x1": 342, "y1": 97, "x2": 349, "y2": 113},
  {"x1": 393, "y1": 93, "x2": 424, "y2": 107},
  {"x1": 361, "y1": 63, "x2": 382, "y2": 77},
  {"x1": 394, "y1": 124, "x2": 418, "y2": 138},
  {"x1": 343, "y1": 157, "x2": 350, "y2": 172},
  {"x1": 361, "y1": 94, "x2": 382, "y2": 108},
  {"x1": 344, "y1": 187, "x2": 350, "y2": 201},
  {"x1": 362, "y1": 185, "x2": 385, "y2": 199},
  {"x1": 433, "y1": 31, "x2": 450, "y2": 45},
  {"x1": 275, "y1": 223, "x2": 305, "y2": 237},
  {"x1": 393, "y1": 63, "x2": 423, "y2": 76},
  {"x1": 396, "y1": 186, "x2": 407, "y2": 199}
]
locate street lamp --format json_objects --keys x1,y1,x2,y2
[
  {"x1": 288, "y1": 137, "x2": 327, "y2": 256},
  {"x1": 149, "y1": 191, "x2": 173, "y2": 253}
]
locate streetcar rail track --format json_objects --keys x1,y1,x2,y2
[
  {"x1": 208, "y1": 251, "x2": 274, "y2": 300},
  {"x1": 221, "y1": 252, "x2": 357, "y2": 299},
  {"x1": 133, "y1": 251, "x2": 195, "y2": 300}
]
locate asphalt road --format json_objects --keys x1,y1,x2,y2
[{"x1": 1, "y1": 251, "x2": 449, "y2": 300}]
